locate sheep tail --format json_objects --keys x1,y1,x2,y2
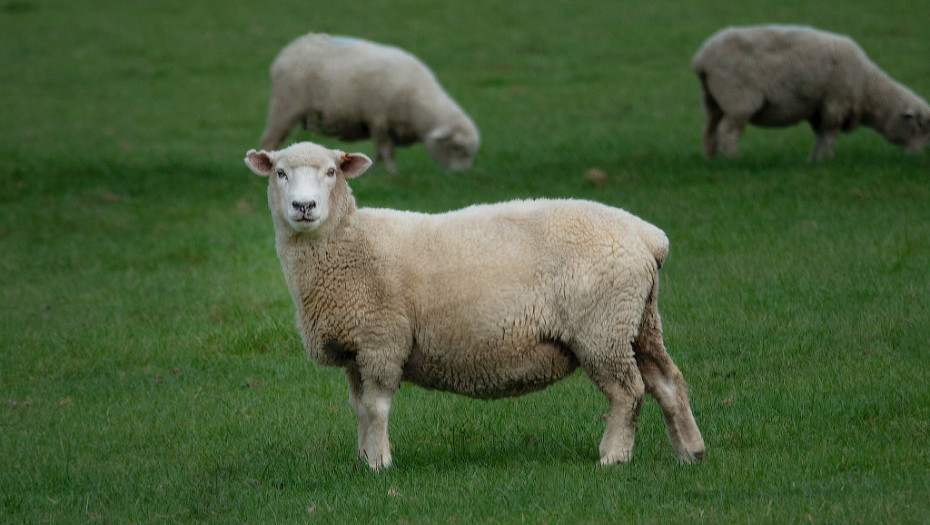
[{"x1": 640, "y1": 223, "x2": 670, "y2": 270}]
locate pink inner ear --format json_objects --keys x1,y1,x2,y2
[
  {"x1": 338, "y1": 151, "x2": 372, "y2": 178},
  {"x1": 247, "y1": 151, "x2": 275, "y2": 174},
  {"x1": 339, "y1": 152, "x2": 359, "y2": 173}
]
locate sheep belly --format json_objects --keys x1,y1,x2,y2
[
  {"x1": 303, "y1": 112, "x2": 419, "y2": 145},
  {"x1": 401, "y1": 337, "x2": 580, "y2": 399},
  {"x1": 302, "y1": 112, "x2": 369, "y2": 142}
]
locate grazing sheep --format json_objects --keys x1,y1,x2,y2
[
  {"x1": 259, "y1": 33, "x2": 480, "y2": 173},
  {"x1": 692, "y1": 25, "x2": 930, "y2": 160},
  {"x1": 243, "y1": 141, "x2": 705, "y2": 470}
]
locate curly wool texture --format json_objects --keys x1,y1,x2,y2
[
  {"x1": 289, "y1": 200, "x2": 666, "y2": 398},
  {"x1": 246, "y1": 142, "x2": 704, "y2": 469},
  {"x1": 259, "y1": 33, "x2": 479, "y2": 173},
  {"x1": 692, "y1": 25, "x2": 930, "y2": 160}
]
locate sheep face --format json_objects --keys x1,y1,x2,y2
[
  {"x1": 904, "y1": 111, "x2": 930, "y2": 153},
  {"x1": 424, "y1": 125, "x2": 479, "y2": 171},
  {"x1": 244, "y1": 143, "x2": 372, "y2": 233},
  {"x1": 880, "y1": 107, "x2": 930, "y2": 153}
]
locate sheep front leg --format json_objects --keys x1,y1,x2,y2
[
  {"x1": 809, "y1": 101, "x2": 854, "y2": 161},
  {"x1": 358, "y1": 380, "x2": 394, "y2": 470},
  {"x1": 371, "y1": 123, "x2": 398, "y2": 174},
  {"x1": 808, "y1": 130, "x2": 838, "y2": 161},
  {"x1": 345, "y1": 367, "x2": 369, "y2": 461}
]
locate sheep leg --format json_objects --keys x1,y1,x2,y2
[
  {"x1": 808, "y1": 132, "x2": 838, "y2": 161},
  {"x1": 716, "y1": 115, "x2": 747, "y2": 157},
  {"x1": 371, "y1": 124, "x2": 397, "y2": 174},
  {"x1": 699, "y1": 84, "x2": 724, "y2": 158},
  {"x1": 701, "y1": 73, "x2": 762, "y2": 158},
  {"x1": 579, "y1": 346, "x2": 645, "y2": 465},
  {"x1": 808, "y1": 121, "x2": 839, "y2": 161},
  {"x1": 259, "y1": 96, "x2": 302, "y2": 151},
  {"x1": 633, "y1": 289, "x2": 705, "y2": 463},
  {"x1": 702, "y1": 111, "x2": 723, "y2": 158},
  {"x1": 809, "y1": 99, "x2": 855, "y2": 161},
  {"x1": 357, "y1": 379, "x2": 394, "y2": 470},
  {"x1": 345, "y1": 367, "x2": 370, "y2": 461}
]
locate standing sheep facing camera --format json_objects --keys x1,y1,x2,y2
[
  {"x1": 259, "y1": 33, "x2": 480, "y2": 173},
  {"x1": 244, "y1": 141, "x2": 705, "y2": 470},
  {"x1": 692, "y1": 25, "x2": 930, "y2": 160}
]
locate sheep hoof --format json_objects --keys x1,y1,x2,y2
[
  {"x1": 685, "y1": 448, "x2": 705, "y2": 463},
  {"x1": 366, "y1": 453, "x2": 392, "y2": 471},
  {"x1": 598, "y1": 449, "x2": 633, "y2": 466},
  {"x1": 675, "y1": 447, "x2": 705, "y2": 465}
]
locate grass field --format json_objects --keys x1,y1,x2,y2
[{"x1": 2, "y1": 0, "x2": 929, "y2": 522}]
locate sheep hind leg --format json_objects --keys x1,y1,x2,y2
[
  {"x1": 700, "y1": 85, "x2": 724, "y2": 158},
  {"x1": 259, "y1": 96, "x2": 304, "y2": 151},
  {"x1": 578, "y1": 345, "x2": 645, "y2": 465},
  {"x1": 371, "y1": 125, "x2": 398, "y2": 174},
  {"x1": 633, "y1": 292, "x2": 705, "y2": 463}
]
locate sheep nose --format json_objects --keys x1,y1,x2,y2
[{"x1": 292, "y1": 200, "x2": 317, "y2": 213}]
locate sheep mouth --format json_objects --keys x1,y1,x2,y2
[
  {"x1": 291, "y1": 212, "x2": 319, "y2": 223},
  {"x1": 289, "y1": 215, "x2": 320, "y2": 230}
]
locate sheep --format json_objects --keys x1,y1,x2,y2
[
  {"x1": 258, "y1": 33, "x2": 480, "y2": 174},
  {"x1": 692, "y1": 25, "x2": 930, "y2": 160},
  {"x1": 243, "y1": 141, "x2": 705, "y2": 470}
]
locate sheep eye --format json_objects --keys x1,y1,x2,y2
[
  {"x1": 326, "y1": 167, "x2": 336, "y2": 177},
  {"x1": 276, "y1": 169, "x2": 287, "y2": 180}
]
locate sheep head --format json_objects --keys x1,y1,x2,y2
[
  {"x1": 244, "y1": 142, "x2": 372, "y2": 234},
  {"x1": 424, "y1": 122, "x2": 480, "y2": 172},
  {"x1": 902, "y1": 107, "x2": 930, "y2": 153},
  {"x1": 881, "y1": 104, "x2": 930, "y2": 154}
]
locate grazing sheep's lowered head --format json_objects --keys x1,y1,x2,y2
[
  {"x1": 423, "y1": 120, "x2": 480, "y2": 172},
  {"x1": 885, "y1": 106, "x2": 930, "y2": 154}
]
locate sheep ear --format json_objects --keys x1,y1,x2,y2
[
  {"x1": 244, "y1": 149, "x2": 275, "y2": 177},
  {"x1": 339, "y1": 152, "x2": 372, "y2": 179}
]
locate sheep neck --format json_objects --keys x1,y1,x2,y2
[
  {"x1": 273, "y1": 187, "x2": 366, "y2": 322},
  {"x1": 409, "y1": 85, "x2": 462, "y2": 134},
  {"x1": 860, "y1": 66, "x2": 918, "y2": 131}
]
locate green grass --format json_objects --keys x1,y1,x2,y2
[{"x1": 2, "y1": 0, "x2": 929, "y2": 522}]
